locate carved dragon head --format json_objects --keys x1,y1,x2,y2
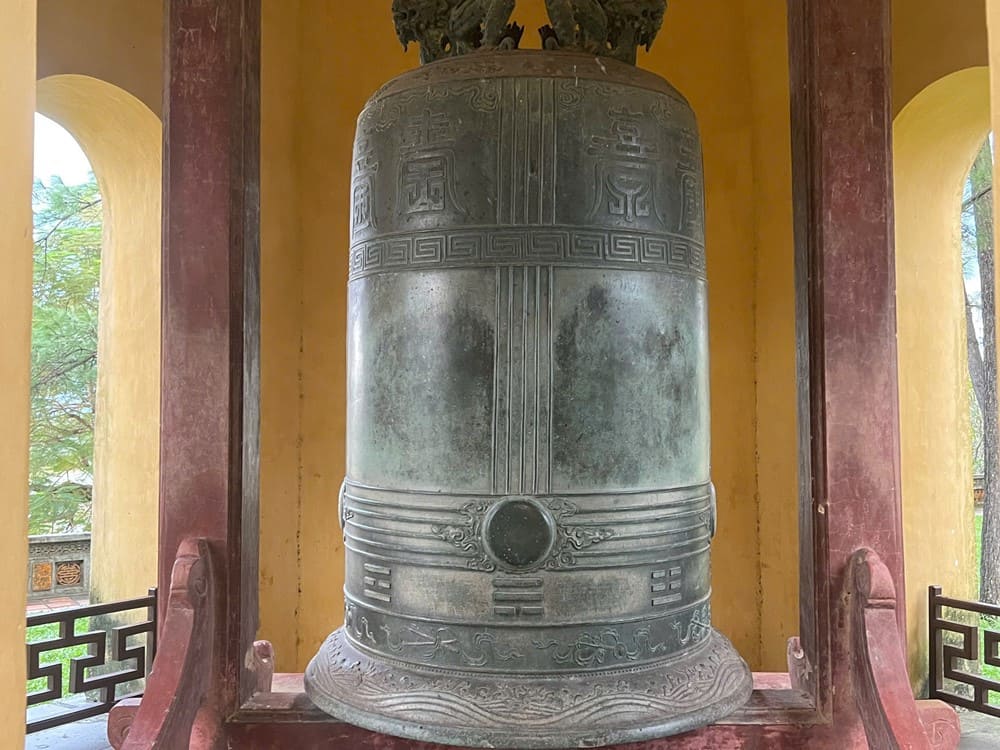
[
  {"x1": 391, "y1": 0, "x2": 452, "y2": 64},
  {"x1": 391, "y1": 0, "x2": 668, "y2": 66}
]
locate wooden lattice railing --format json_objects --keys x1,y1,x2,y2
[
  {"x1": 26, "y1": 589, "x2": 157, "y2": 733},
  {"x1": 929, "y1": 585, "x2": 1000, "y2": 719}
]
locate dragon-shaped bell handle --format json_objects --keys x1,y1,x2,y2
[{"x1": 392, "y1": 0, "x2": 667, "y2": 66}]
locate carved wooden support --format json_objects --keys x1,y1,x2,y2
[
  {"x1": 106, "y1": 697, "x2": 141, "y2": 748},
  {"x1": 786, "y1": 636, "x2": 814, "y2": 694},
  {"x1": 848, "y1": 548, "x2": 960, "y2": 750},
  {"x1": 916, "y1": 701, "x2": 963, "y2": 750},
  {"x1": 250, "y1": 640, "x2": 276, "y2": 695},
  {"x1": 108, "y1": 538, "x2": 215, "y2": 750}
]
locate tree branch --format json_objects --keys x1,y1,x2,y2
[
  {"x1": 30, "y1": 351, "x2": 97, "y2": 390},
  {"x1": 964, "y1": 185, "x2": 993, "y2": 211}
]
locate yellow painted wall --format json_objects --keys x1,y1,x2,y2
[
  {"x1": 288, "y1": 0, "x2": 783, "y2": 670},
  {"x1": 0, "y1": 1, "x2": 35, "y2": 745},
  {"x1": 648, "y1": 0, "x2": 766, "y2": 669},
  {"x1": 295, "y1": 0, "x2": 410, "y2": 668},
  {"x1": 273, "y1": 0, "x2": 983, "y2": 676},
  {"x1": 992, "y1": 0, "x2": 1000, "y2": 179},
  {"x1": 741, "y1": 0, "x2": 800, "y2": 671},
  {"x1": 259, "y1": 0, "x2": 305, "y2": 669},
  {"x1": 894, "y1": 0, "x2": 988, "y2": 117},
  {"x1": 35, "y1": 75, "x2": 163, "y2": 605},
  {"x1": 37, "y1": 0, "x2": 162, "y2": 116},
  {"x1": 894, "y1": 68, "x2": 989, "y2": 692}
]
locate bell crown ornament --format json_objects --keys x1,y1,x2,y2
[
  {"x1": 306, "y1": 2, "x2": 752, "y2": 747},
  {"x1": 391, "y1": 0, "x2": 666, "y2": 65}
]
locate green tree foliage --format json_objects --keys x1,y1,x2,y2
[
  {"x1": 29, "y1": 174, "x2": 101, "y2": 535},
  {"x1": 963, "y1": 138, "x2": 1000, "y2": 603}
]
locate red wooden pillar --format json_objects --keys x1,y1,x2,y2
[
  {"x1": 158, "y1": 0, "x2": 261, "y2": 730},
  {"x1": 786, "y1": 2, "x2": 959, "y2": 746},
  {"x1": 787, "y1": 0, "x2": 905, "y2": 718}
]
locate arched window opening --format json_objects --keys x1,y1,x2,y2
[
  {"x1": 25, "y1": 114, "x2": 104, "y2": 728},
  {"x1": 29, "y1": 114, "x2": 101, "y2": 538},
  {"x1": 893, "y1": 66, "x2": 990, "y2": 695},
  {"x1": 961, "y1": 134, "x2": 1000, "y2": 610},
  {"x1": 26, "y1": 77, "x2": 163, "y2": 735},
  {"x1": 35, "y1": 74, "x2": 163, "y2": 611}
]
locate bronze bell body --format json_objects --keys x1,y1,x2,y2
[{"x1": 306, "y1": 5, "x2": 751, "y2": 746}]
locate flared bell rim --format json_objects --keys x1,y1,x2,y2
[{"x1": 305, "y1": 627, "x2": 752, "y2": 749}]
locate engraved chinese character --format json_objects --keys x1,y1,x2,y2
[
  {"x1": 354, "y1": 135, "x2": 379, "y2": 175},
  {"x1": 676, "y1": 127, "x2": 703, "y2": 237},
  {"x1": 353, "y1": 181, "x2": 376, "y2": 231},
  {"x1": 352, "y1": 134, "x2": 380, "y2": 233},
  {"x1": 403, "y1": 109, "x2": 454, "y2": 149},
  {"x1": 588, "y1": 107, "x2": 662, "y2": 225},
  {"x1": 397, "y1": 109, "x2": 463, "y2": 217},
  {"x1": 402, "y1": 154, "x2": 449, "y2": 213},
  {"x1": 603, "y1": 165, "x2": 653, "y2": 222},
  {"x1": 588, "y1": 107, "x2": 658, "y2": 160}
]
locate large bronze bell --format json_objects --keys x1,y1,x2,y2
[{"x1": 306, "y1": 2, "x2": 752, "y2": 747}]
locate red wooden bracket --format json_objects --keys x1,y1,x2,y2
[
  {"x1": 106, "y1": 697, "x2": 140, "y2": 748},
  {"x1": 108, "y1": 538, "x2": 215, "y2": 750},
  {"x1": 849, "y1": 548, "x2": 960, "y2": 750}
]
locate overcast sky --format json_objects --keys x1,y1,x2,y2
[{"x1": 34, "y1": 113, "x2": 92, "y2": 185}]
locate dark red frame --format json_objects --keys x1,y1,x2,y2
[{"x1": 113, "y1": 0, "x2": 960, "y2": 747}]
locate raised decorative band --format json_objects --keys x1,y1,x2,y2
[
  {"x1": 343, "y1": 597, "x2": 713, "y2": 673},
  {"x1": 341, "y1": 483, "x2": 714, "y2": 572},
  {"x1": 348, "y1": 225, "x2": 706, "y2": 281}
]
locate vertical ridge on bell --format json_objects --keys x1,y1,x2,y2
[
  {"x1": 492, "y1": 264, "x2": 554, "y2": 497},
  {"x1": 307, "y1": 2, "x2": 751, "y2": 747}
]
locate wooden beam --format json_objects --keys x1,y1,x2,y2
[{"x1": 159, "y1": 0, "x2": 261, "y2": 726}]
